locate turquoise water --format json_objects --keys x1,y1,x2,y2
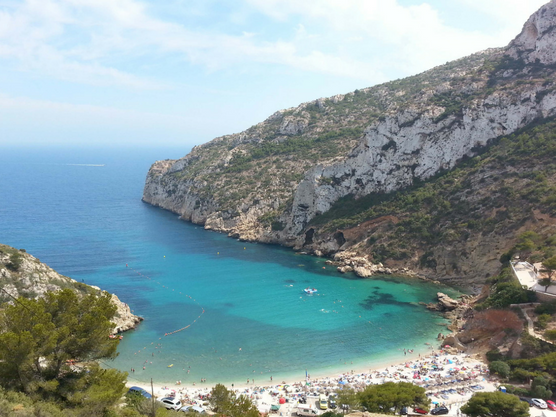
[{"x1": 0, "y1": 146, "x2": 453, "y2": 386}]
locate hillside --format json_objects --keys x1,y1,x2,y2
[
  {"x1": 0, "y1": 244, "x2": 142, "y2": 333},
  {"x1": 143, "y1": 1, "x2": 556, "y2": 287}
]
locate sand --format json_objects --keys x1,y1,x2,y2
[{"x1": 127, "y1": 349, "x2": 496, "y2": 416}]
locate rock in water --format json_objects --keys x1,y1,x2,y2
[{"x1": 437, "y1": 293, "x2": 460, "y2": 311}]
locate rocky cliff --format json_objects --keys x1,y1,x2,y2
[
  {"x1": 0, "y1": 244, "x2": 142, "y2": 333},
  {"x1": 144, "y1": 1, "x2": 556, "y2": 286}
]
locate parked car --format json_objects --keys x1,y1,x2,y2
[
  {"x1": 431, "y1": 406, "x2": 449, "y2": 415},
  {"x1": 547, "y1": 400, "x2": 556, "y2": 410},
  {"x1": 400, "y1": 406, "x2": 408, "y2": 415},
  {"x1": 127, "y1": 386, "x2": 152, "y2": 399},
  {"x1": 180, "y1": 405, "x2": 206, "y2": 414},
  {"x1": 157, "y1": 397, "x2": 182, "y2": 410},
  {"x1": 519, "y1": 397, "x2": 534, "y2": 407},
  {"x1": 413, "y1": 408, "x2": 428, "y2": 415},
  {"x1": 328, "y1": 395, "x2": 337, "y2": 409},
  {"x1": 532, "y1": 398, "x2": 548, "y2": 409}
]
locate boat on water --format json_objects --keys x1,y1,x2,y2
[{"x1": 304, "y1": 287, "x2": 317, "y2": 295}]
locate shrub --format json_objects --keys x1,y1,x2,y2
[
  {"x1": 537, "y1": 314, "x2": 552, "y2": 330},
  {"x1": 545, "y1": 329, "x2": 556, "y2": 341},
  {"x1": 486, "y1": 349, "x2": 503, "y2": 362},
  {"x1": 489, "y1": 361, "x2": 510, "y2": 378},
  {"x1": 535, "y1": 303, "x2": 556, "y2": 315},
  {"x1": 6, "y1": 252, "x2": 22, "y2": 272}
]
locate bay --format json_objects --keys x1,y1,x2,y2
[{"x1": 0, "y1": 146, "x2": 454, "y2": 385}]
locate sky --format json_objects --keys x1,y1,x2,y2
[{"x1": 0, "y1": 0, "x2": 549, "y2": 148}]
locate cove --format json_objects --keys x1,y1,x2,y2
[{"x1": 0, "y1": 146, "x2": 455, "y2": 385}]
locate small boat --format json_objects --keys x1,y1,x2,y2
[
  {"x1": 304, "y1": 288, "x2": 317, "y2": 295},
  {"x1": 168, "y1": 364, "x2": 174, "y2": 368}
]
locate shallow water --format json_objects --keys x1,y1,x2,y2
[{"x1": 0, "y1": 146, "x2": 454, "y2": 385}]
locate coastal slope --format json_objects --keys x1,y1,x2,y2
[
  {"x1": 144, "y1": 1, "x2": 556, "y2": 285},
  {"x1": 0, "y1": 244, "x2": 142, "y2": 333}
]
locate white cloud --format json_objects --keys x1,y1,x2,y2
[
  {"x1": 0, "y1": 0, "x2": 548, "y2": 90},
  {"x1": 243, "y1": 0, "x2": 547, "y2": 77}
]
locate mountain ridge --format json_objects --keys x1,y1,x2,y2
[{"x1": 143, "y1": 1, "x2": 556, "y2": 286}]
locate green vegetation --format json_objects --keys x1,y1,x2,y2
[
  {"x1": 0, "y1": 289, "x2": 134, "y2": 416},
  {"x1": 477, "y1": 268, "x2": 536, "y2": 309},
  {"x1": 358, "y1": 382, "x2": 429, "y2": 414},
  {"x1": 209, "y1": 384, "x2": 259, "y2": 417},
  {"x1": 0, "y1": 290, "x2": 122, "y2": 399},
  {"x1": 224, "y1": 128, "x2": 363, "y2": 174},
  {"x1": 333, "y1": 383, "x2": 428, "y2": 415},
  {"x1": 461, "y1": 391, "x2": 529, "y2": 417},
  {"x1": 488, "y1": 361, "x2": 510, "y2": 379},
  {"x1": 309, "y1": 117, "x2": 556, "y2": 264}
]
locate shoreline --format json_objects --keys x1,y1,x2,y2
[
  {"x1": 126, "y1": 347, "x2": 493, "y2": 415},
  {"x1": 124, "y1": 334, "x2": 447, "y2": 390},
  {"x1": 125, "y1": 339, "x2": 470, "y2": 392}
]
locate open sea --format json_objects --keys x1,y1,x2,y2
[{"x1": 0, "y1": 146, "x2": 456, "y2": 386}]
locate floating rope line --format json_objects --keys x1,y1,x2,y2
[{"x1": 126, "y1": 265, "x2": 206, "y2": 337}]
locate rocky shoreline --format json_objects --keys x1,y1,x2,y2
[
  {"x1": 0, "y1": 244, "x2": 142, "y2": 334},
  {"x1": 322, "y1": 250, "x2": 419, "y2": 278}
]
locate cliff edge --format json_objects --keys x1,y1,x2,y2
[
  {"x1": 144, "y1": 1, "x2": 556, "y2": 286},
  {"x1": 0, "y1": 244, "x2": 142, "y2": 333}
]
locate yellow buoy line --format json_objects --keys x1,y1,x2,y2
[{"x1": 124, "y1": 264, "x2": 207, "y2": 373}]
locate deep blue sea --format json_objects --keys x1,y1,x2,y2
[{"x1": 0, "y1": 146, "x2": 454, "y2": 386}]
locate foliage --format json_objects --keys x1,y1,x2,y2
[
  {"x1": 545, "y1": 329, "x2": 556, "y2": 341},
  {"x1": 542, "y1": 256, "x2": 556, "y2": 279},
  {"x1": 225, "y1": 393, "x2": 260, "y2": 417},
  {"x1": 357, "y1": 382, "x2": 429, "y2": 414},
  {"x1": 460, "y1": 391, "x2": 529, "y2": 417},
  {"x1": 0, "y1": 289, "x2": 122, "y2": 405},
  {"x1": 480, "y1": 280, "x2": 536, "y2": 309},
  {"x1": 208, "y1": 384, "x2": 258, "y2": 417},
  {"x1": 320, "y1": 412, "x2": 343, "y2": 417},
  {"x1": 209, "y1": 383, "x2": 230, "y2": 413},
  {"x1": 536, "y1": 313, "x2": 552, "y2": 330},
  {"x1": 308, "y1": 117, "x2": 556, "y2": 264},
  {"x1": 539, "y1": 278, "x2": 553, "y2": 293},
  {"x1": 489, "y1": 361, "x2": 510, "y2": 379},
  {"x1": 536, "y1": 302, "x2": 556, "y2": 315},
  {"x1": 335, "y1": 387, "x2": 360, "y2": 412},
  {"x1": 5, "y1": 251, "x2": 22, "y2": 272},
  {"x1": 531, "y1": 376, "x2": 553, "y2": 399},
  {"x1": 224, "y1": 128, "x2": 363, "y2": 174}
]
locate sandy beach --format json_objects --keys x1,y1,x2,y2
[{"x1": 127, "y1": 348, "x2": 496, "y2": 416}]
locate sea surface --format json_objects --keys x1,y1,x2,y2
[{"x1": 0, "y1": 146, "x2": 456, "y2": 386}]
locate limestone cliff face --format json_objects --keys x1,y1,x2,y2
[
  {"x1": 0, "y1": 244, "x2": 142, "y2": 333},
  {"x1": 289, "y1": 85, "x2": 556, "y2": 237},
  {"x1": 144, "y1": 1, "x2": 556, "y2": 284}
]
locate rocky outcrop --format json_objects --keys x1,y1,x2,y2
[
  {"x1": 288, "y1": 86, "x2": 556, "y2": 235},
  {"x1": 0, "y1": 244, "x2": 142, "y2": 334},
  {"x1": 507, "y1": 1, "x2": 556, "y2": 65},
  {"x1": 427, "y1": 292, "x2": 460, "y2": 312},
  {"x1": 143, "y1": 1, "x2": 556, "y2": 285},
  {"x1": 324, "y1": 251, "x2": 420, "y2": 278}
]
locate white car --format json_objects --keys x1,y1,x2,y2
[
  {"x1": 157, "y1": 397, "x2": 182, "y2": 410},
  {"x1": 532, "y1": 398, "x2": 547, "y2": 409},
  {"x1": 180, "y1": 405, "x2": 206, "y2": 414}
]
